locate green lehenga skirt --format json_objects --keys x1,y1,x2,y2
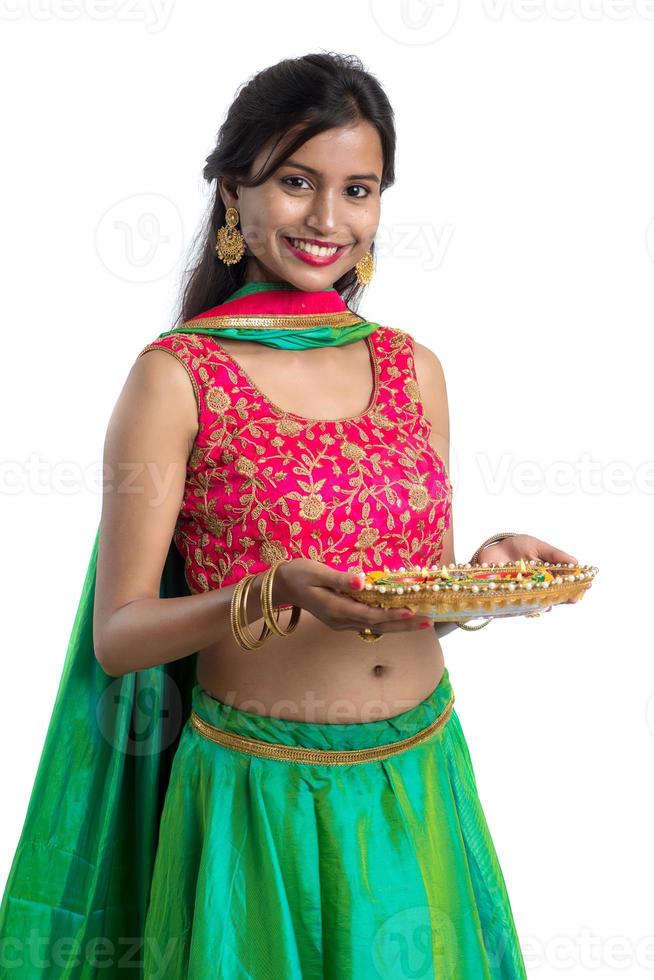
[{"x1": 142, "y1": 667, "x2": 527, "y2": 979}]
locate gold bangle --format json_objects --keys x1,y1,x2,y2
[
  {"x1": 239, "y1": 573, "x2": 271, "y2": 649},
  {"x1": 457, "y1": 532, "x2": 522, "y2": 632},
  {"x1": 230, "y1": 573, "x2": 271, "y2": 651},
  {"x1": 229, "y1": 575, "x2": 249, "y2": 649},
  {"x1": 230, "y1": 575, "x2": 255, "y2": 650},
  {"x1": 456, "y1": 617, "x2": 493, "y2": 632},
  {"x1": 259, "y1": 563, "x2": 284, "y2": 635},
  {"x1": 469, "y1": 531, "x2": 521, "y2": 566},
  {"x1": 260, "y1": 560, "x2": 302, "y2": 637}
]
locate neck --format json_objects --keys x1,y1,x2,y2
[
  {"x1": 241, "y1": 263, "x2": 336, "y2": 293},
  {"x1": 227, "y1": 280, "x2": 338, "y2": 303}
]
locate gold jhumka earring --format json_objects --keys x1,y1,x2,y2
[
  {"x1": 215, "y1": 206, "x2": 246, "y2": 265},
  {"x1": 354, "y1": 249, "x2": 374, "y2": 286}
]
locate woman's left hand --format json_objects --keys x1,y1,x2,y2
[
  {"x1": 476, "y1": 534, "x2": 586, "y2": 604},
  {"x1": 477, "y1": 533, "x2": 577, "y2": 567}
]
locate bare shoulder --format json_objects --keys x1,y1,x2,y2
[
  {"x1": 409, "y1": 338, "x2": 449, "y2": 420},
  {"x1": 406, "y1": 334, "x2": 450, "y2": 455},
  {"x1": 404, "y1": 332, "x2": 454, "y2": 563},
  {"x1": 134, "y1": 344, "x2": 199, "y2": 449},
  {"x1": 411, "y1": 337, "x2": 446, "y2": 391}
]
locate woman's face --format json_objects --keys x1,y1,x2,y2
[{"x1": 219, "y1": 120, "x2": 383, "y2": 290}]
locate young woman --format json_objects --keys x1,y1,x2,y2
[{"x1": 0, "y1": 52, "x2": 578, "y2": 979}]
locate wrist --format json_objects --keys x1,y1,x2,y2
[
  {"x1": 470, "y1": 531, "x2": 520, "y2": 565},
  {"x1": 271, "y1": 560, "x2": 294, "y2": 610},
  {"x1": 433, "y1": 619, "x2": 459, "y2": 639}
]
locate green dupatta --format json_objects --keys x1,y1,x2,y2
[{"x1": 0, "y1": 281, "x2": 380, "y2": 978}]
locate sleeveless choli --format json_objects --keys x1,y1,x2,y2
[{"x1": 138, "y1": 324, "x2": 452, "y2": 596}]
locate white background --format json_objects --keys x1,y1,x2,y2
[{"x1": 1, "y1": 1, "x2": 653, "y2": 976}]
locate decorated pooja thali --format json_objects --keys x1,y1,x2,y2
[{"x1": 348, "y1": 559, "x2": 598, "y2": 624}]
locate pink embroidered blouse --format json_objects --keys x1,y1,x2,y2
[{"x1": 138, "y1": 324, "x2": 452, "y2": 597}]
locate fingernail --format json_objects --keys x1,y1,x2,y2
[
  {"x1": 402, "y1": 610, "x2": 414, "y2": 618},
  {"x1": 349, "y1": 576, "x2": 361, "y2": 588},
  {"x1": 420, "y1": 621, "x2": 430, "y2": 629}
]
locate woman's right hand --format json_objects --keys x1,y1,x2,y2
[{"x1": 272, "y1": 559, "x2": 434, "y2": 634}]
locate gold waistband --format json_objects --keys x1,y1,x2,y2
[{"x1": 189, "y1": 693, "x2": 455, "y2": 766}]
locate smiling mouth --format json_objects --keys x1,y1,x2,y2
[{"x1": 283, "y1": 236, "x2": 351, "y2": 258}]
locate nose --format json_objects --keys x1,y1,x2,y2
[{"x1": 304, "y1": 188, "x2": 339, "y2": 235}]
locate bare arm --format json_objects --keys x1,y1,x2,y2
[
  {"x1": 92, "y1": 348, "x2": 277, "y2": 678},
  {"x1": 413, "y1": 340, "x2": 458, "y2": 640}
]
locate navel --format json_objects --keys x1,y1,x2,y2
[{"x1": 372, "y1": 664, "x2": 385, "y2": 677}]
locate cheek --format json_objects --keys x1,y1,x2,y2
[
  {"x1": 355, "y1": 201, "x2": 381, "y2": 241},
  {"x1": 243, "y1": 191, "x2": 306, "y2": 241}
]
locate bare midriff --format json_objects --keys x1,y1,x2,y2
[{"x1": 195, "y1": 609, "x2": 445, "y2": 724}]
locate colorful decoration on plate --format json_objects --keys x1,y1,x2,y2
[{"x1": 348, "y1": 559, "x2": 598, "y2": 622}]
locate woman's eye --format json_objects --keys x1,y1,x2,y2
[
  {"x1": 282, "y1": 176, "x2": 311, "y2": 190},
  {"x1": 346, "y1": 185, "x2": 370, "y2": 199}
]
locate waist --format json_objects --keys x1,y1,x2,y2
[
  {"x1": 188, "y1": 666, "x2": 455, "y2": 764},
  {"x1": 195, "y1": 609, "x2": 444, "y2": 722}
]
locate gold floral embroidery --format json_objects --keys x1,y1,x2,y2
[
  {"x1": 298, "y1": 495, "x2": 326, "y2": 521},
  {"x1": 260, "y1": 538, "x2": 288, "y2": 564},
  {"x1": 276, "y1": 417, "x2": 304, "y2": 437},
  {"x1": 341, "y1": 441, "x2": 366, "y2": 462},
  {"x1": 189, "y1": 446, "x2": 203, "y2": 468},
  {"x1": 408, "y1": 484, "x2": 430, "y2": 511},
  {"x1": 143, "y1": 326, "x2": 452, "y2": 593},
  {"x1": 206, "y1": 386, "x2": 231, "y2": 415},
  {"x1": 404, "y1": 378, "x2": 420, "y2": 403},
  {"x1": 234, "y1": 456, "x2": 257, "y2": 477}
]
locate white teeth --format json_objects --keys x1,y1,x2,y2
[{"x1": 290, "y1": 238, "x2": 339, "y2": 257}]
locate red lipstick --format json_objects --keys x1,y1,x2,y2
[{"x1": 282, "y1": 236, "x2": 350, "y2": 267}]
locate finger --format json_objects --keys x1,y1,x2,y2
[
  {"x1": 362, "y1": 617, "x2": 435, "y2": 634},
  {"x1": 322, "y1": 568, "x2": 436, "y2": 629},
  {"x1": 537, "y1": 542, "x2": 579, "y2": 565},
  {"x1": 360, "y1": 601, "x2": 433, "y2": 629},
  {"x1": 324, "y1": 568, "x2": 423, "y2": 621},
  {"x1": 328, "y1": 567, "x2": 367, "y2": 593},
  {"x1": 325, "y1": 590, "x2": 420, "y2": 624}
]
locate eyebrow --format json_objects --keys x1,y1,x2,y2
[{"x1": 282, "y1": 158, "x2": 380, "y2": 184}]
